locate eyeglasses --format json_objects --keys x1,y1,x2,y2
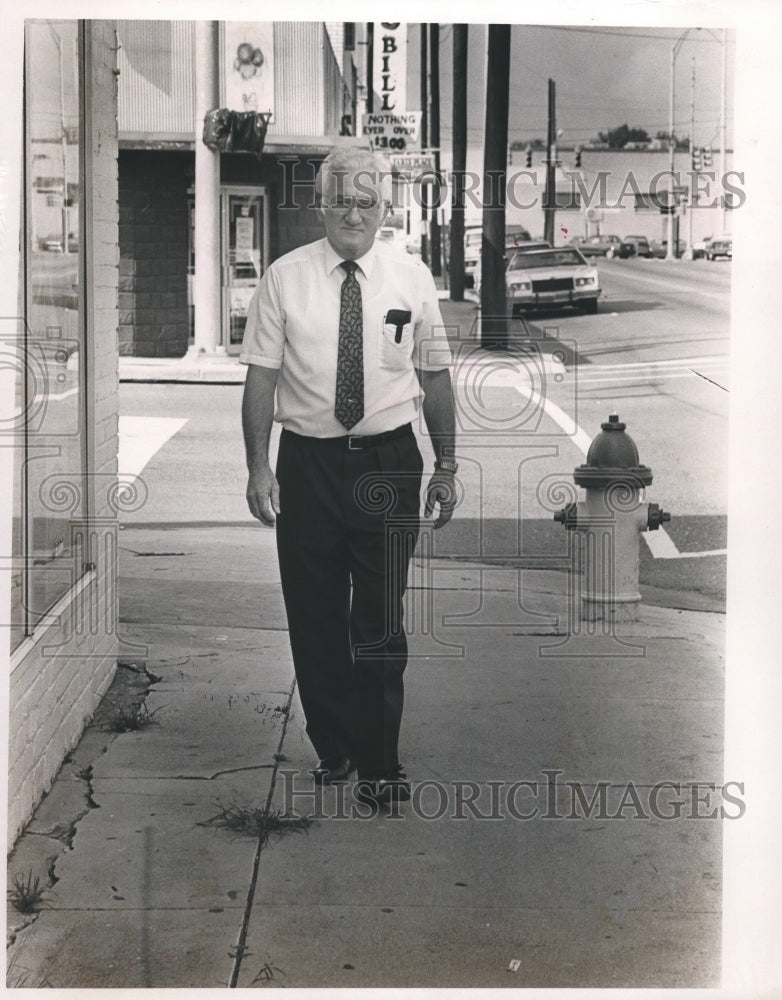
[{"x1": 321, "y1": 196, "x2": 383, "y2": 213}]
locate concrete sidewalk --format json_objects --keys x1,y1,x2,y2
[{"x1": 6, "y1": 520, "x2": 725, "y2": 989}]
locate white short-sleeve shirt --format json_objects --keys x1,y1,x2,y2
[{"x1": 239, "y1": 238, "x2": 452, "y2": 438}]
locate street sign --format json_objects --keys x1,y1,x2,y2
[
  {"x1": 389, "y1": 153, "x2": 435, "y2": 177},
  {"x1": 362, "y1": 111, "x2": 422, "y2": 152}
]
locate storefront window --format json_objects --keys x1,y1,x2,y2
[{"x1": 13, "y1": 19, "x2": 86, "y2": 651}]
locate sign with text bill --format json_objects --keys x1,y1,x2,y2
[
  {"x1": 363, "y1": 112, "x2": 422, "y2": 153},
  {"x1": 373, "y1": 22, "x2": 407, "y2": 112}
]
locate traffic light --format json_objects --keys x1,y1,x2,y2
[
  {"x1": 574, "y1": 146, "x2": 582, "y2": 168},
  {"x1": 702, "y1": 147, "x2": 713, "y2": 168},
  {"x1": 691, "y1": 146, "x2": 703, "y2": 171},
  {"x1": 525, "y1": 146, "x2": 532, "y2": 168}
]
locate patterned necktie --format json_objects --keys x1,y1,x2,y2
[{"x1": 334, "y1": 260, "x2": 364, "y2": 430}]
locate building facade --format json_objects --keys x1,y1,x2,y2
[
  {"x1": 504, "y1": 147, "x2": 735, "y2": 247},
  {"x1": 4, "y1": 19, "x2": 121, "y2": 848},
  {"x1": 116, "y1": 21, "x2": 369, "y2": 359}
]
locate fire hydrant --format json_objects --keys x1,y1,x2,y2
[{"x1": 553, "y1": 413, "x2": 670, "y2": 622}]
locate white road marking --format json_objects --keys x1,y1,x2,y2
[
  {"x1": 516, "y1": 382, "x2": 592, "y2": 452},
  {"x1": 118, "y1": 416, "x2": 188, "y2": 483},
  {"x1": 572, "y1": 370, "x2": 729, "y2": 387},
  {"x1": 582, "y1": 354, "x2": 729, "y2": 371},
  {"x1": 562, "y1": 355, "x2": 729, "y2": 388},
  {"x1": 642, "y1": 528, "x2": 682, "y2": 559}
]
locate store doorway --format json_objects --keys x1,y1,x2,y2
[
  {"x1": 223, "y1": 187, "x2": 269, "y2": 354},
  {"x1": 187, "y1": 185, "x2": 269, "y2": 354}
]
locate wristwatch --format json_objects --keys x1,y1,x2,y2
[{"x1": 434, "y1": 458, "x2": 459, "y2": 474}]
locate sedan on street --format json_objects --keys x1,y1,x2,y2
[
  {"x1": 706, "y1": 237, "x2": 732, "y2": 260},
  {"x1": 506, "y1": 247, "x2": 600, "y2": 316},
  {"x1": 616, "y1": 235, "x2": 652, "y2": 258},
  {"x1": 570, "y1": 234, "x2": 622, "y2": 258}
]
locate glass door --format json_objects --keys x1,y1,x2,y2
[{"x1": 222, "y1": 187, "x2": 268, "y2": 354}]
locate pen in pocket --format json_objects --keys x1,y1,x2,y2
[{"x1": 385, "y1": 309, "x2": 412, "y2": 344}]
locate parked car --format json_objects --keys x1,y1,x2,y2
[
  {"x1": 505, "y1": 241, "x2": 552, "y2": 265},
  {"x1": 464, "y1": 225, "x2": 532, "y2": 288},
  {"x1": 471, "y1": 240, "x2": 549, "y2": 294},
  {"x1": 463, "y1": 228, "x2": 482, "y2": 288},
  {"x1": 706, "y1": 236, "x2": 732, "y2": 260},
  {"x1": 570, "y1": 234, "x2": 622, "y2": 258},
  {"x1": 616, "y1": 235, "x2": 652, "y2": 259},
  {"x1": 648, "y1": 239, "x2": 686, "y2": 259},
  {"x1": 506, "y1": 247, "x2": 600, "y2": 316},
  {"x1": 503, "y1": 226, "x2": 534, "y2": 251}
]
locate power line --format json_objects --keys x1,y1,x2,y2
[{"x1": 526, "y1": 25, "x2": 735, "y2": 44}]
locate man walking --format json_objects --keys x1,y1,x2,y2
[{"x1": 241, "y1": 147, "x2": 456, "y2": 806}]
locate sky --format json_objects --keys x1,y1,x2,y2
[{"x1": 407, "y1": 23, "x2": 734, "y2": 154}]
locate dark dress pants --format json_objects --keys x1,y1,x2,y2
[{"x1": 275, "y1": 426, "x2": 423, "y2": 778}]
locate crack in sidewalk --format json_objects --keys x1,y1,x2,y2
[
  {"x1": 6, "y1": 661, "x2": 159, "y2": 951},
  {"x1": 227, "y1": 677, "x2": 297, "y2": 988}
]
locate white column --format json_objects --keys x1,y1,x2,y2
[{"x1": 190, "y1": 20, "x2": 222, "y2": 357}]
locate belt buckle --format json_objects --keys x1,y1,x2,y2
[{"x1": 347, "y1": 435, "x2": 363, "y2": 451}]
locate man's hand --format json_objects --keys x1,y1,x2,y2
[
  {"x1": 424, "y1": 468, "x2": 456, "y2": 529},
  {"x1": 246, "y1": 465, "x2": 280, "y2": 526},
  {"x1": 242, "y1": 365, "x2": 280, "y2": 526}
]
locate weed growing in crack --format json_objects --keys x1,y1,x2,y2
[
  {"x1": 7, "y1": 872, "x2": 52, "y2": 914},
  {"x1": 98, "y1": 701, "x2": 163, "y2": 733},
  {"x1": 203, "y1": 805, "x2": 314, "y2": 845}
]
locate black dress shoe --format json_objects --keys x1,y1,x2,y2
[
  {"x1": 355, "y1": 767, "x2": 411, "y2": 807},
  {"x1": 311, "y1": 755, "x2": 356, "y2": 785}
]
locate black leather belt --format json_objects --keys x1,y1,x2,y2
[
  {"x1": 287, "y1": 424, "x2": 412, "y2": 451},
  {"x1": 346, "y1": 424, "x2": 412, "y2": 450}
]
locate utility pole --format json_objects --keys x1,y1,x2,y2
[
  {"x1": 480, "y1": 24, "x2": 511, "y2": 347},
  {"x1": 720, "y1": 28, "x2": 728, "y2": 231},
  {"x1": 366, "y1": 23, "x2": 373, "y2": 113},
  {"x1": 429, "y1": 23, "x2": 441, "y2": 277},
  {"x1": 420, "y1": 23, "x2": 429, "y2": 267},
  {"x1": 449, "y1": 24, "x2": 468, "y2": 302},
  {"x1": 686, "y1": 56, "x2": 695, "y2": 258},
  {"x1": 543, "y1": 78, "x2": 557, "y2": 247}
]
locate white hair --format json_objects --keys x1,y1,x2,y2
[{"x1": 315, "y1": 147, "x2": 393, "y2": 204}]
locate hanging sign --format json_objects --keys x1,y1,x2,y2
[
  {"x1": 389, "y1": 153, "x2": 436, "y2": 176},
  {"x1": 373, "y1": 22, "x2": 407, "y2": 112},
  {"x1": 362, "y1": 111, "x2": 421, "y2": 152}
]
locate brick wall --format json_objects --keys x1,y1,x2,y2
[
  {"x1": 273, "y1": 154, "x2": 324, "y2": 260},
  {"x1": 118, "y1": 150, "x2": 190, "y2": 358},
  {"x1": 8, "y1": 20, "x2": 121, "y2": 851},
  {"x1": 222, "y1": 152, "x2": 325, "y2": 263}
]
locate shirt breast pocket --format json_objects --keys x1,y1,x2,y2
[{"x1": 380, "y1": 309, "x2": 413, "y2": 369}]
